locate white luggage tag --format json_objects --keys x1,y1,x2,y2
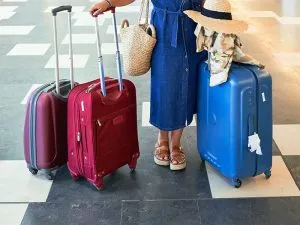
[{"x1": 248, "y1": 132, "x2": 262, "y2": 155}]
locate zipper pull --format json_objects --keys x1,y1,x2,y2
[
  {"x1": 77, "y1": 132, "x2": 81, "y2": 142},
  {"x1": 97, "y1": 119, "x2": 102, "y2": 127}
]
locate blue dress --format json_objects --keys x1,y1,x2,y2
[{"x1": 150, "y1": 0, "x2": 208, "y2": 131}]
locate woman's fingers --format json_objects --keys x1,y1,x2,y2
[
  {"x1": 89, "y1": 1, "x2": 110, "y2": 17},
  {"x1": 89, "y1": 3, "x2": 101, "y2": 16},
  {"x1": 92, "y1": 8, "x2": 103, "y2": 17},
  {"x1": 89, "y1": 5, "x2": 97, "y2": 16}
]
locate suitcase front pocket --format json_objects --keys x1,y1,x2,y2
[{"x1": 94, "y1": 105, "x2": 136, "y2": 172}]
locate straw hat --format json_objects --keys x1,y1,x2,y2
[{"x1": 184, "y1": 0, "x2": 248, "y2": 34}]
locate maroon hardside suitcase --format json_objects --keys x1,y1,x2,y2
[
  {"x1": 23, "y1": 6, "x2": 75, "y2": 179},
  {"x1": 67, "y1": 8, "x2": 140, "y2": 190}
]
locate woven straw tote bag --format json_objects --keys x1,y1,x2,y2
[{"x1": 120, "y1": 0, "x2": 157, "y2": 76}]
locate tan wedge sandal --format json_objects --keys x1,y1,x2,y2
[
  {"x1": 170, "y1": 146, "x2": 186, "y2": 171},
  {"x1": 154, "y1": 140, "x2": 170, "y2": 166}
]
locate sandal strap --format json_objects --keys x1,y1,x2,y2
[
  {"x1": 170, "y1": 146, "x2": 185, "y2": 162},
  {"x1": 171, "y1": 146, "x2": 184, "y2": 154},
  {"x1": 156, "y1": 140, "x2": 169, "y2": 147},
  {"x1": 154, "y1": 148, "x2": 169, "y2": 155}
]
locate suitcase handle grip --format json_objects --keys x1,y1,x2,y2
[
  {"x1": 98, "y1": 7, "x2": 116, "y2": 14},
  {"x1": 94, "y1": 9, "x2": 123, "y2": 97},
  {"x1": 86, "y1": 79, "x2": 117, "y2": 93},
  {"x1": 52, "y1": 5, "x2": 72, "y2": 16}
]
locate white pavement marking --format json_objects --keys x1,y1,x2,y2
[
  {"x1": 72, "y1": 12, "x2": 111, "y2": 20},
  {"x1": 45, "y1": 54, "x2": 90, "y2": 69},
  {"x1": 21, "y1": 84, "x2": 42, "y2": 105},
  {"x1": 0, "y1": 160, "x2": 53, "y2": 202},
  {"x1": 101, "y1": 43, "x2": 124, "y2": 54},
  {"x1": 242, "y1": 10, "x2": 300, "y2": 25},
  {"x1": 44, "y1": 6, "x2": 85, "y2": 13},
  {"x1": 73, "y1": 15, "x2": 105, "y2": 26},
  {"x1": 207, "y1": 156, "x2": 300, "y2": 198},
  {"x1": 0, "y1": 204, "x2": 28, "y2": 225},
  {"x1": 142, "y1": 102, "x2": 151, "y2": 127},
  {"x1": 0, "y1": 6, "x2": 18, "y2": 12},
  {"x1": 277, "y1": 17, "x2": 300, "y2": 25},
  {"x1": 273, "y1": 124, "x2": 300, "y2": 156},
  {"x1": 7, "y1": 44, "x2": 50, "y2": 56},
  {"x1": 273, "y1": 52, "x2": 300, "y2": 66},
  {"x1": 0, "y1": 26, "x2": 35, "y2": 35},
  {"x1": 3, "y1": 0, "x2": 27, "y2": 2},
  {"x1": 0, "y1": 12, "x2": 16, "y2": 21},
  {"x1": 62, "y1": 34, "x2": 96, "y2": 44},
  {"x1": 106, "y1": 25, "x2": 121, "y2": 35},
  {"x1": 142, "y1": 102, "x2": 196, "y2": 127},
  {"x1": 245, "y1": 24, "x2": 258, "y2": 34},
  {"x1": 117, "y1": 6, "x2": 141, "y2": 12},
  {"x1": 245, "y1": 10, "x2": 279, "y2": 18}
]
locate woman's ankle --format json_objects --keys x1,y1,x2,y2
[{"x1": 158, "y1": 130, "x2": 169, "y2": 144}]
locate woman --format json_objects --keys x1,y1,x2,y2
[{"x1": 90, "y1": 0, "x2": 207, "y2": 170}]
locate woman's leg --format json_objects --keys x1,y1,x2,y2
[
  {"x1": 158, "y1": 130, "x2": 169, "y2": 143},
  {"x1": 170, "y1": 128, "x2": 186, "y2": 170},
  {"x1": 154, "y1": 130, "x2": 170, "y2": 166},
  {"x1": 170, "y1": 128, "x2": 183, "y2": 148}
]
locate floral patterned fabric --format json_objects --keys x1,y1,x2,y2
[{"x1": 194, "y1": 24, "x2": 264, "y2": 86}]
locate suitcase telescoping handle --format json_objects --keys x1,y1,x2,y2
[
  {"x1": 94, "y1": 7, "x2": 123, "y2": 97},
  {"x1": 51, "y1": 5, "x2": 75, "y2": 96}
]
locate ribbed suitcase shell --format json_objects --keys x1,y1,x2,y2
[
  {"x1": 23, "y1": 82, "x2": 71, "y2": 179},
  {"x1": 197, "y1": 63, "x2": 272, "y2": 187},
  {"x1": 67, "y1": 77, "x2": 139, "y2": 190}
]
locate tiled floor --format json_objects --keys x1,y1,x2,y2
[{"x1": 0, "y1": 0, "x2": 300, "y2": 224}]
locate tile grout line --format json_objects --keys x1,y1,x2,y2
[{"x1": 119, "y1": 200, "x2": 124, "y2": 225}]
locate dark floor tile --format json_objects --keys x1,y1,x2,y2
[
  {"x1": 47, "y1": 127, "x2": 211, "y2": 203},
  {"x1": 272, "y1": 140, "x2": 281, "y2": 156},
  {"x1": 121, "y1": 201, "x2": 164, "y2": 225},
  {"x1": 251, "y1": 197, "x2": 300, "y2": 225},
  {"x1": 197, "y1": 197, "x2": 300, "y2": 225},
  {"x1": 121, "y1": 200, "x2": 200, "y2": 225},
  {"x1": 163, "y1": 200, "x2": 200, "y2": 225},
  {"x1": 197, "y1": 199, "x2": 254, "y2": 225},
  {"x1": 283, "y1": 156, "x2": 300, "y2": 190},
  {"x1": 21, "y1": 202, "x2": 121, "y2": 225}
]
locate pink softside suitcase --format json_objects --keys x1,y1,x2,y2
[
  {"x1": 23, "y1": 6, "x2": 75, "y2": 179},
  {"x1": 67, "y1": 8, "x2": 140, "y2": 190}
]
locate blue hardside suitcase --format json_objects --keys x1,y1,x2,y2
[{"x1": 197, "y1": 62, "x2": 272, "y2": 188}]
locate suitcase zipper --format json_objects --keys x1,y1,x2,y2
[
  {"x1": 73, "y1": 89, "x2": 87, "y2": 175},
  {"x1": 247, "y1": 67, "x2": 260, "y2": 177}
]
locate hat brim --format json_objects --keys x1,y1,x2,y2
[{"x1": 184, "y1": 10, "x2": 248, "y2": 34}]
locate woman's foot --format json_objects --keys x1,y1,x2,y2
[
  {"x1": 154, "y1": 140, "x2": 170, "y2": 166},
  {"x1": 170, "y1": 146, "x2": 186, "y2": 170}
]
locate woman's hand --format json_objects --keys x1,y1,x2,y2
[
  {"x1": 89, "y1": 0, "x2": 135, "y2": 17},
  {"x1": 89, "y1": 1, "x2": 110, "y2": 17}
]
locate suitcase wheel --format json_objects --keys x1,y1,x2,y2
[
  {"x1": 28, "y1": 167, "x2": 38, "y2": 175},
  {"x1": 232, "y1": 179, "x2": 242, "y2": 188},
  {"x1": 70, "y1": 173, "x2": 80, "y2": 181},
  {"x1": 94, "y1": 183, "x2": 104, "y2": 191},
  {"x1": 264, "y1": 170, "x2": 271, "y2": 179},
  {"x1": 45, "y1": 172, "x2": 54, "y2": 181}
]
